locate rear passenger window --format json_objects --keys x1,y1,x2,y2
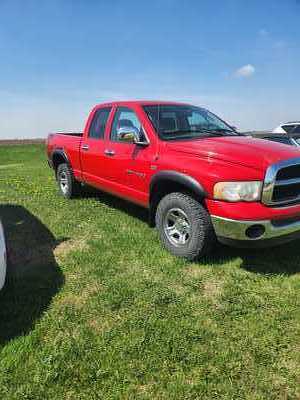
[{"x1": 88, "y1": 107, "x2": 112, "y2": 139}]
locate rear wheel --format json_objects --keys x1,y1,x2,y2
[
  {"x1": 155, "y1": 192, "x2": 216, "y2": 260},
  {"x1": 56, "y1": 163, "x2": 81, "y2": 199}
]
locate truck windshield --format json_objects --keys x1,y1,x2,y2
[{"x1": 143, "y1": 104, "x2": 237, "y2": 140}]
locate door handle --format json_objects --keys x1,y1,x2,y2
[
  {"x1": 104, "y1": 149, "x2": 115, "y2": 156},
  {"x1": 82, "y1": 144, "x2": 89, "y2": 151}
]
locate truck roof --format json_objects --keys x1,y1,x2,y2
[{"x1": 94, "y1": 100, "x2": 191, "y2": 108}]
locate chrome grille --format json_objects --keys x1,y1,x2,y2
[{"x1": 262, "y1": 157, "x2": 300, "y2": 206}]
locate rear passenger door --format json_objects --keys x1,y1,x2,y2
[{"x1": 81, "y1": 107, "x2": 112, "y2": 185}]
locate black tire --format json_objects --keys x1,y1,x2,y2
[
  {"x1": 56, "y1": 163, "x2": 81, "y2": 199},
  {"x1": 155, "y1": 192, "x2": 216, "y2": 260}
]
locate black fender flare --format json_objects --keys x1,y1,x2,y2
[
  {"x1": 51, "y1": 149, "x2": 71, "y2": 170},
  {"x1": 150, "y1": 170, "x2": 207, "y2": 200},
  {"x1": 148, "y1": 170, "x2": 207, "y2": 226}
]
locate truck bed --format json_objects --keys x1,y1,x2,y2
[
  {"x1": 50, "y1": 132, "x2": 83, "y2": 137},
  {"x1": 47, "y1": 132, "x2": 83, "y2": 179}
]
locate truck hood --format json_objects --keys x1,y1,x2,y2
[{"x1": 165, "y1": 135, "x2": 300, "y2": 171}]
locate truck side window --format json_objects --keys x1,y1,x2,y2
[
  {"x1": 88, "y1": 107, "x2": 112, "y2": 139},
  {"x1": 110, "y1": 107, "x2": 145, "y2": 142}
]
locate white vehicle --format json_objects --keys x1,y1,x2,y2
[
  {"x1": 273, "y1": 121, "x2": 300, "y2": 134},
  {"x1": 0, "y1": 220, "x2": 7, "y2": 290}
]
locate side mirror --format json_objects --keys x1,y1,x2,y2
[
  {"x1": 117, "y1": 126, "x2": 140, "y2": 143},
  {"x1": 116, "y1": 126, "x2": 149, "y2": 146}
]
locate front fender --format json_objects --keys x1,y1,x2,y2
[{"x1": 150, "y1": 170, "x2": 207, "y2": 199}]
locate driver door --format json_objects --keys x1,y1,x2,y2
[{"x1": 103, "y1": 106, "x2": 142, "y2": 185}]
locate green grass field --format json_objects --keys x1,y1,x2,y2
[{"x1": 0, "y1": 144, "x2": 300, "y2": 399}]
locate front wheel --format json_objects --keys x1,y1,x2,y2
[
  {"x1": 56, "y1": 163, "x2": 81, "y2": 199},
  {"x1": 155, "y1": 192, "x2": 216, "y2": 260}
]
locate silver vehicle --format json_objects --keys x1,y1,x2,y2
[
  {"x1": 273, "y1": 121, "x2": 300, "y2": 135},
  {"x1": 247, "y1": 123, "x2": 300, "y2": 148},
  {"x1": 0, "y1": 220, "x2": 7, "y2": 290}
]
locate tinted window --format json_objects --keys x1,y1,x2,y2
[
  {"x1": 89, "y1": 107, "x2": 112, "y2": 139},
  {"x1": 282, "y1": 125, "x2": 296, "y2": 133},
  {"x1": 143, "y1": 104, "x2": 235, "y2": 140},
  {"x1": 293, "y1": 125, "x2": 300, "y2": 134},
  {"x1": 110, "y1": 107, "x2": 144, "y2": 142}
]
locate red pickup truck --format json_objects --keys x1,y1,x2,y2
[{"x1": 47, "y1": 101, "x2": 300, "y2": 260}]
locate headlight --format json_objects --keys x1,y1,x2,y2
[{"x1": 213, "y1": 181, "x2": 262, "y2": 202}]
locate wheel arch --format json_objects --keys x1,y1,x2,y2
[
  {"x1": 149, "y1": 171, "x2": 207, "y2": 226},
  {"x1": 52, "y1": 149, "x2": 71, "y2": 173}
]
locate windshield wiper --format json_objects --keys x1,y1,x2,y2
[
  {"x1": 160, "y1": 129, "x2": 237, "y2": 141},
  {"x1": 161, "y1": 128, "x2": 235, "y2": 135},
  {"x1": 192, "y1": 128, "x2": 236, "y2": 136},
  {"x1": 213, "y1": 128, "x2": 235, "y2": 133},
  {"x1": 160, "y1": 129, "x2": 195, "y2": 135}
]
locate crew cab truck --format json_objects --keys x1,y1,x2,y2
[{"x1": 47, "y1": 101, "x2": 300, "y2": 260}]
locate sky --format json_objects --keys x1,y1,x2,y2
[{"x1": 0, "y1": 0, "x2": 299, "y2": 139}]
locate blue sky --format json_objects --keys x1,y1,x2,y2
[{"x1": 0, "y1": 0, "x2": 299, "y2": 138}]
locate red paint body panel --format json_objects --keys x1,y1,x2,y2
[
  {"x1": 47, "y1": 134, "x2": 82, "y2": 179},
  {"x1": 47, "y1": 100, "x2": 300, "y2": 223},
  {"x1": 206, "y1": 199, "x2": 300, "y2": 221}
]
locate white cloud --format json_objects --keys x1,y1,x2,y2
[{"x1": 235, "y1": 64, "x2": 255, "y2": 78}]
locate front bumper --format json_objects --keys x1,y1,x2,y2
[{"x1": 211, "y1": 215, "x2": 300, "y2": 248}]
